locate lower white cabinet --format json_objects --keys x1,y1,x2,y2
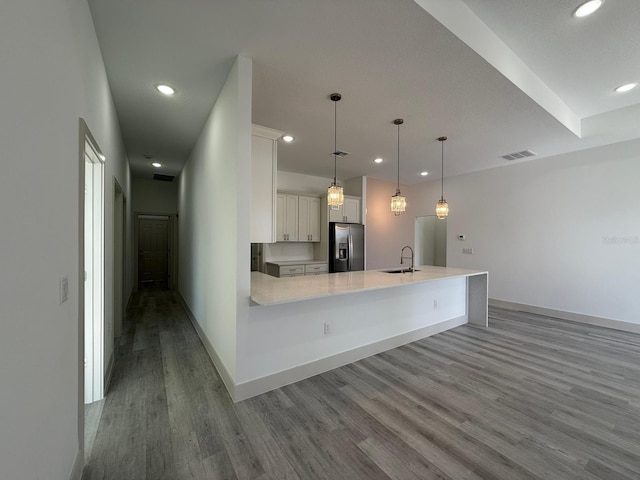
[
  {"x1": 266, "y1": 262, "x2": 328, "y2": 277},
  {"x1": 304, "y1": 263, "x2": 328, "y2": 275}
]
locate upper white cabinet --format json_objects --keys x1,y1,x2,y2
[
  {"x1": 276, "y1": 193, "x2": 300, "y2": 242},
  {"x1": 328, "y1": 196, "x2": 360, "y2": 223},
  {"x1": 277, "y1": 193, "x2": 321, "y2": 242},
  {"x1": 251, "y1": 124, "x2": 283, "y2": 243},
  {"x1": 298, "y1": 195, "x2": 321, "y2": 242}
]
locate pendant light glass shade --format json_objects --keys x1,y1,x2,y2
[
  {"x1": 436, "y1": 198, "x2": 449, "y2": 219},
  {"x1": 328, "y1": 183, "x2": 344, "y2": 209},
  {"x1": 391, "y1": 119, "x2": 406, "y2": 216},
  {"x1": 435, "y1": 136, "x2": 449, "y2": 219},
  {"x1": 391, "y1": 189, "x2": 407, "y2": 215},
  {"x1": 327, "y1": 93, "x2": 344, "y2": 210}
]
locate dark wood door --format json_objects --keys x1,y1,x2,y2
[{"x1": 138, "y1": 218, "x2": 168, "y2": 286}]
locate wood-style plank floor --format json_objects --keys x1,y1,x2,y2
[{"x1": 84, "y1": 288, "x2": 640, "y2": 479}]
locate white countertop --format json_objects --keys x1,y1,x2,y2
[
  {"x1": 251, "y1": 265, "x2": 487, "y2": 306},
  {"x1": 265, "y1": 260, "x2": 327, "y2": 266}
]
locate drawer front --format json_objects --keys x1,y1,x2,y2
[
  {"x1": 305, "y1": 264, "x2": 328, "y2": 274},
  {"x1": 280, "y1": 265, "x2": 305, "y2": 275}
]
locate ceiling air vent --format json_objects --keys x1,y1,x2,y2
[
  {"x1": 153, "y1": 174, "x2": 175, "y2": 182},
  {"x1": 331, "y1": 151, "x2": 350, "y2": 157},
  {"x1": 501, "y1": 150, "x2": 537, "y2": 161}
]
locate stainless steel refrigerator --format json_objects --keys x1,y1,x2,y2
[{"x1": 329, "y1": 223, "x2": 365, "y2": 273}]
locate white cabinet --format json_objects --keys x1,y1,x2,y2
[
  {"x1": 277, "y1": 193, "x2": 321, "y2": 243},
  {"x1": 265, "y1": 262, "x2": 328, "y2": 277},
  {"x1": 298, "y1": 195, "x2": 321, "y2": 242},
  {"x1": 251, "y1": 124, "x2": 283, "y2": 243},
  {"x1": 304, "y1": 263, "x2": 328, "y2": 275},
  {"x1": 276, "y1": 193, "x2": 299, "y2": 242},
  {"x1": 328, "y1": 196, "x2": 360, "y2": 223}
]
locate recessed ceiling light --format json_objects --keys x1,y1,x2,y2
[
  {"x1": 282, "y1": 135, "x2": 294, "y2": 143},
  {"x1": 151, "y1": 162, "x2": 162, "y2": 168},
  {"x1": 420, "y1": 171, "x2": 429, "y2": 176},
  {"x1": 614, "y1": 82, "x2": 638, "y2": 93},
  {"x1": 573, "y1": 0, "x2": 604, "y2": 18},
  {"x1": 155, "y1": 84, "x2": 175, "y2": 96},
  {"x1": 373, "y1": 157, "x2": 383, "y2": 164}
]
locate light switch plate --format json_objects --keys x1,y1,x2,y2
[{"x1": 60, "y1": 276, "x2": 69, "y2": 304}]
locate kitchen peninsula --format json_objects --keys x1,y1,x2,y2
[{"x1": 237, "y1": 266, "x2": 488, "y2": 400}]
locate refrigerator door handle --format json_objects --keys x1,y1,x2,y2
[{"x1": 348, "y1": 234, "x2": 353, "y2": 270}]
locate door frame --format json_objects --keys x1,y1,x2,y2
[
  {"x1": 82, "y1": 125, "x2": 106, "y2": 405},
  {"x1": 77, "y1": 119, "x2": 107, "y2": 463},
  {"x1": 133, "y1": 212, "x2": 178, "y2": 290},
  {"x1": 113, "y1": 180, "x2": 126, "y2": 338}
]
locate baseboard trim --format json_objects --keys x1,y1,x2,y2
[
  {"x1": 234, "y1": 315, "x2": 468, "y2": 402},
  {"x1": 104, "y1": 353, "x2": 115, "y2": 394},
  {"x1": 176, "y1": 292, "x2": 236, "y2": 400},
  {"x1": 489, "y1": 298, "x2": 640, "y2": 334},
  {"x1": 69, "y1": 450, "x2": 83, "y2": 480}
]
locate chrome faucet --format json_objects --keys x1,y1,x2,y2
[{"x1": 400, "y1": 246, "x2": 414, "y2": 273}]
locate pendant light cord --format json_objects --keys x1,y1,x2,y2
[
  {"x1": 441, "y1": 139, "x2": 444, "y2": 200},
  {"x1": 397, "y1": 122, "x2": 400, "y2": 191},
  {"x1": 333, "y1": 98, "x2": 337, "y2": 185}
]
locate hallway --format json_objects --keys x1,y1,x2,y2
[{"x1": 84, "y1": 289, "x2": 640, "y2": 479}]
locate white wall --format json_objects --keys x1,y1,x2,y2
[
  {"x1": 365, "y1": 177, "x2": 415, "y2": 269},
  {"x1": 0, "y1": 0, "x2": 131, "y2": 478},
  {"x1": 407, "y1": 139, "x2": 640, "y2": 326},
  {"x1": 132, "y1": 177, "x2": 178, "y2": 214},
  {"x1": 178, "y1": 56, "x2": 253, "y2": 381},
  {"x1": 264, "y1": 242, "x2": 315, "y2": 262},
  {"x1": 278, "y1": 171, "x2": 333, "y2": 195}
]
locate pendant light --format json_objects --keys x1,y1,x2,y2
[
  {"x1": 390, "y1": 119, "x2": 406, "y2": 216},
  {"x1": 327, "y1": 93, "x2": 344, "y2": 210},
  {"x1": 435, "y1": 136, "x2": 449, "y2": 219}
]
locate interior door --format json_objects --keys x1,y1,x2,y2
[{"x1": 138, "y1": 218, "x2": 169, "y2": 286}]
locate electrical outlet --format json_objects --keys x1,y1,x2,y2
[
  {"x1": 59, "y1": 276, "x2": 69, "y2": 304},
  {"x1": 323, "y1": 322, "x2": 331, "y2": 335},
  {"x1": 462, "y1": 248, "x2": 474, "y2": 254}
]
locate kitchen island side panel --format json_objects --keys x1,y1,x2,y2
[{"x1": 238, "y1": 276, "x2": 466, "y2": 398}]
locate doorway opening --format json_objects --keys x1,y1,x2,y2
[
  {"x1": 113, "y1": 181, "x2": 125, "y2": 339},
  {"x1": 137, "y1": 215, "x2": 170, "y2": 288},
  {"x1": 415, "y1": 215, "x2": 447, "y2": 267},
  {"x1": 84, "y1": 137, "x2": 105, "y2": 404}
]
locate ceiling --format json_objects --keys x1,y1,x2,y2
[{"x1": 88, "y1": 0, "x2": 640, "y2": 185}]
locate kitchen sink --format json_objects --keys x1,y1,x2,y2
[{"x1": 382, "y1": 269, "x2": 420, "y2": 274}]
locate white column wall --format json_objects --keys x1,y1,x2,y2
[
  {"x1": 178, "y1": 56, "x2": 253, "y2": 381},
  {"x1": 0, "y1": 0, "x2": 131, "y2": 478}
]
